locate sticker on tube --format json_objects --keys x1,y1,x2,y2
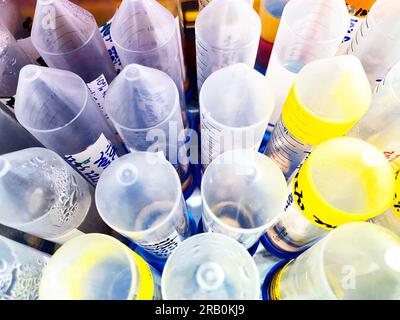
[
  {"x1": 130, "y1": 251, "x2": 155, "y2": 300},
  {"x1": 269, "y1": 260, "x2": 293, "y2": 300},
  {"x1": 292, "y1": 157, "x2": 390, "y2": 230},
  {"x1": 282, "y1": 82, "x2": 368, "y2": 146}
]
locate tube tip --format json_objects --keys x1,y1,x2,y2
[
  {"x1": 117, "y1": 164, "x2": 138, "y2": 186},
  {"x1": 124, "y1": 65, "x2": 141, "y2": 82},
  {"x1": 196, "y1": 262, "x2": 225, "y2": 291},
  {"x1": 21, "y1": 65, "x2": 42, "y2": 81}
]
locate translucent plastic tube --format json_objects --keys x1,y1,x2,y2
[
  {"x1": 105, "y1": 64, "x2": 192, "y2": 192},
  {"x1": 39, "y1": 234, "x2": 161, "y2": 300},
  {"x1": 265, "y1": 137, "x2": 395, "y2": 255},
  {"x1": 201, "y1": 149, "x2": 287, "y2": 249},
  {"x1": 265, "y1": 0, "x2": 349, "y2": 131},
  {"x1": 265, "y1": 55, "x2": 371, "y2": 180},
  {"x1": 15, "y1": 65, "x2": 126, "y2": 186},
  {"x1": 110, "y1": 0, "x2": 188, "y2": 127},
  {"x1": 95, "y1": 152, "x2": 193, "y2": 260},
  {"x1": 347, "y1": 60, "x2": 400, "y2": 171},
  {"x1": 0, "y1": 235, "x2": 49, "y2": 300},
  {"x1": 195, "y1": 0, "x2": 261, "y2": 91},
  {"x1": 162, "y1": 233, "x2": 260, "y2": 300},
  {"x1": 31, "y1": 0, "x2": 117, "y2": 84},
  {"x1": 0, "y1": 25, "x2": 33, "y2": 98},
  {"x1": 0, "y1": 103, "x2": 42, "y2": 155},
  {"x1": 371, "y1": 171, "x2": 400, "y2": 237},
  {"x1": 345, "y1": 0, "x2": 400, "y2": 88},
  {"x1": 0, "y1": 0, "x2": 20, "y2": 36},
  {"x1": 267, "y1": 222, "x2": 400, "y2": 300},
  {"x1": 0, "y1": 148, "x2": 109, "y2": 244},
  {"x1": 200, "y1": 63, "x2": 275, "y2": 169}
]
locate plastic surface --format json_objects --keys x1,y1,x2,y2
[
  {"x1": 265, "y1": 55, "x2": 371, "y2": 179},
  {"x1": 195, "y1": 0, "x2": 261, "y2": 91},
  {"x1": 95, "y1": 152, "x2": 192, "y2": 260},
  {"x1": 110, "y1": 0, "x2": 187, "y2": 126},
  {"x1": 0, "y1": 104, "x2": 42, "y2": 155},
  {"x1": 15, "y1": 65, "x2": 126, "y2": 186},
  {"x1": 348, "y1": 60, "x2": 400, "y2": 171},
  {"x1": 345, "y1": 0, "x2": 400, "y2": 88},
  {"x1": 0, "y1": 24, "x2": 33, "y2": 97},
  {"x1": 266, "y1": 137, "x2": 395, "y2": 254},
  {"x1": 161, "y1": 233, "x2": 260, "y2": 300},
  {"x1": 0, "y1": 148, "x2": 109, "y2": 244},
  {"x1": 201, "y1": 149, "x2": 287, "y2": 249},
  {"x1": 0, "y1": 235, "x2": 49, "y2": 300},
  {"x1": 275, "y1": 222, "x2": 400, "y2": 300},
  {"x1": 200, "y1": 63, "x2": 275, "y2": 168},
  {"x1": 105, "y1": 64, "x2": 191, "y2": 189},
  {"x1": 31, "y1": 0, "x2": 116, "y2": 83},
  {"x1": 39, "y1": 234, "x2": 160, "y2": 300},
  {"x1": 265, "y1": 0, "x2": 349, "y2": 130}
]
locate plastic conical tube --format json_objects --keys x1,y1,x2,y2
[
  {"x1": 0, "y1": 148, "x2": 109, "y2": 244},
  {"x1": 0, "y1": 103, "x2": 43, "y2": 155},
  {"x1": 201, "y1": 149, "x2": 287, "y2": 249},
  {"x1": 95, "y1": 152, "x2": 193, "y2": 260},
  {"x1": 372, "y1": 171, "x2": 400, "y2": 237},
  {"x1": 265, "y1": 55, "x2": 371, "y2": 180},
  {"x1": 110, "y1": 0, "x2": 188, "y2": 127},
  {"x1": 162, "y1": 233, "x2": 260, "y2": 300},
  {"x1": 347, "y1": 60, "x2": 400, "y2": 171},
  {"x1": 0, "y1": 0, "x2": 20, "y2": 36},
  {"x1": 31, "y1": 0, "x2": 116, "y2": 84},
  {"x1": 345, "y1": 0, "x2": 400, "y2": 88},
  {"x1": 0, "y1": 235, "x2": 49, "y2": 300},
  {"x1": 269, "y1": 222, "x2": 400, "y2": 300},
  {"x1": 265, "y1": 137, "x2": 395, "y2": 255},
  {"x1": 200, "y1": 63, "x2": 275, "y2": 169},
  {"x1": 39, "y1": 234, "x2": 161, "y2": 300},
  {"x1": 105, "y1": 64, "x2": 191, "y2": 190},
  {"x1": 195, "y1": 0, "x2": 261, "y2": 91},
  {"x1": 265, "y1": 0, "x2": 349, "y2": 130},
  {"x1": 0, "y1": 24, "x2": 33, "y2": 97},
  {"x1": 15, "y1": 65, "x2": 126, "y2": 186}
]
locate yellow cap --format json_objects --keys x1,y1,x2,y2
[
  {"x1": 282, "y1": 56, "x2": 372, "y2": 146},
  {"x1": 291, "y1": 137, "x2": 395, "y2": 230}
]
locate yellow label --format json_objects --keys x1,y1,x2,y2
[
  {"x1": 259, "y1": 5, "x2": 280, "y2": 43},
  {"x1": 392, "y1": 171, "x2": 400, "y2": 220},
  {"x1": 270, "y1": 260, "x2": 293, "y2": 300},
  {"x1": 291, "y1": 161, "x2": 388, "y2": 230},
  {"x1": 346, "y1": 0, "x2": 376, "y2": 17},
  {"x1": 282, "y1": 82, "x2": 368, "y2": 146},
  {"x1": 131, "y1": 252, "x2": 155, "y2": 300}
]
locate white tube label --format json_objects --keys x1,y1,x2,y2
[{"x1": 64, "y1": 133, "x2": 118, "y2": 186}]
